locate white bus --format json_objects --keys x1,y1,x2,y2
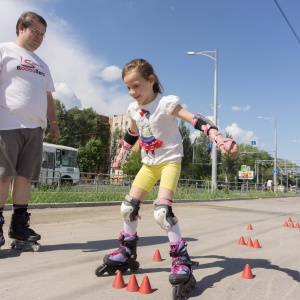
[{"x1": 38, "y1": 142, "x2": 80, "y2": 185}]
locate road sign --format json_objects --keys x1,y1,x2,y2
[
  {"x1": 238, "y1": 171, "x2": 254, "y2": 180},
  {"x1": 273, "y1": 169, "x2": 278, "y2": 174},
  {"x1": 251, "y1": 141, "x2": 256, "y2": 145}
]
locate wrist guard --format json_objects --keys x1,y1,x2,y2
[
  {"x1": 113, "y1": 147, "x2": 129, "y2": 169},
  {"x1": 120, "y1": 129, "x2": 139, "y2": 149},
  {"x1": 208, "y1": 131, "x2": 236, "y2": 152},
  {"x1": 191, "y1": 114, "x2": 218, "y2": 136},
  {"x1": 114, "y1": 129, "x2": 139, "y2": 169},
  {"x1": 215, "y1": 137, "x2": 236, "y2": 152}
]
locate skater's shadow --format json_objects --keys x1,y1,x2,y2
[
  {"x1": 187, "y1": 255, "x2": 300, "y2": 298},
  {"x1": 40, "y1": 236, "x2": 198, "y2": 253}
]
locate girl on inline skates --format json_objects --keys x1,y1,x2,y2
[{"x1": 96, "y1": 58, "x2": 238, "y2": 297}]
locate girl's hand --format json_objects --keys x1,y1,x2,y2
[{"x1": 217, "y1": 138, "x2": 238, "y2": 158}]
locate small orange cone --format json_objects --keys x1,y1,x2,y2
[
  {"x1": 238, "y1": 236, "x2": 246, "y2": 245},
  {"x1": 112, "y1": 271, "x2": 125, "y2": 289},
  {"x1": 139, "y1": 276, "x2": 152, "y2": 294},
  {"x1": 246, "y1": 237, "x2": 253, "y2": 247},
  {"x1": 126, "y1": 274, "x2": 139, "y2": 292},
  {"x1": 295, "y1": 223, "x2": 300, "y2": 228},
  {"x1": 153, "y1": 249, "x2": 162, "y2": 262},
  {"x1": 253, "y1": 239, "x2": 261, "y2": 248},
  {"x1": 284, "y1": 221, "x2": 289, "y2": 227},
  {"x1": 290, "y1": 222, "x2": 295, "y2": 228},
  {"x1": 247, "y1": 224, "x2": 253, "y2": 230},
  {"x1": 287, "y1": 217, "x2": 292, "y2": 222},
  {"x1": 242, "y1": 264, "x2": 254, "y2": 279}
]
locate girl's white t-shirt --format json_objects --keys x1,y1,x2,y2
[
  {"x1": 0, "y1": 42, "x2": 55, "y2": 130},
  {"x1": 127, "y1": 94, "x2": 183, "y2": 165}
]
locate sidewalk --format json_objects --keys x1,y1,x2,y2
[{"x1": 1, "y1": 197, "x2": 300, "y2": 299}]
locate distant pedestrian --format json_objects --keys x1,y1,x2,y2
[{"x1": 267, "y1": 179, "x2": 273, "y2": 191}]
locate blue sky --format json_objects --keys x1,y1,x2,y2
[{"x1": 1, "y1": 0, "x2": 300, "y2": 162}]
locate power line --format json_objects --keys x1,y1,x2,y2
[{"x1": 274, "y1": 0, "x2": 300, "y2": 45}]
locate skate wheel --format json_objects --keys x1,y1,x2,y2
[
  {"x1": 8, "y1": 240, "x2": 16, "y2": 249},
  {"x1": 106, "y1": 268, "x2": 116, "y2": 276},
  {"x1": 130, "y1": 261, "x2": 140, "y2": 272},
  {"x1": 171, "y1": 285, "x2": 182, "y2": 300},
  {"x1": 95, "y1": 264, "x2": 109, "y2": 277},
  {"x1": 32, "y1": 243, "x2": 41, "y2": 252}
]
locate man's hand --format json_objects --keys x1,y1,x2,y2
[{"x1": 50, "y1": 124, "x2": 60, "y2": 142}]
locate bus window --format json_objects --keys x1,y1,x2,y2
[
  {"x1": 48, "y1": 152, "x2": 55, "y2": 169},
  {"x1": 56, "y1": 149, "x2": 61, "y2": 167},
  {"x1": 41, "y1": 152, "x2": 48, "y2": 169}
]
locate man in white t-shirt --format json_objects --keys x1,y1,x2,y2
[
  {"x1": 267, "y1": 179, "x2": 273, "y2": 192},
  {"x1": 0, "y1": 11, "x2": 60, "y2": 249}
]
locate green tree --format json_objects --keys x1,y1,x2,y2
[
  {"x1": 122, "y1": 149, "x2": 142, "y2": 176},
  {"x1": 178, "y1": 120, "x2": 192, "y2": 179},
  {"x1": 78, "y1": 138, "x2": 104, "y2": 173},
  {"x1": 44, "y1": 99, "x2": 110, "y2": 173},
  {"x1": 193, "y1": 134, "x2": 212, "y2": 180}
]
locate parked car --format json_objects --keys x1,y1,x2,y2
[
  {"x1": 290, "y1": 186, "x2": 298, "y2": 192},
  {"x1": 277, "y1": 185, "x2": 285, "y2": 192}
]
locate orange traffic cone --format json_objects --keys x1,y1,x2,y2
[
  {"x1": 112, "y1": 271, "x2": 125, "y2": 289},
  {"x1": 242, "y1": 264, "x2": 254, "y2": 279},
  {"x1": 153, "y1": 249, "x2": 162, "y2": 262},
  {"x1": 126, "y1": 274, "x2": 139, "y2": 292},
  {"x1": 253, "y1": 239, "x2": 261, "y2": 248},
  {"x1": 284, "y1": 221, "x2": 289, "y2": 227},
  {"x1": 139, "y1": 276, "x2": 152, "y2": 294},
  {"x1": 295, "y1": 223, "x2": 300, "y2": 228},
  {"x1": 287, "y1": 217, "x2": 292, "y2": 222},
  {"x1": 290, "y1": 222, "x2": 295, "y2": 228},
  {"x1": 247, "y1": 224, "x2": 253, "y2": 230},
  {"x1": 246, "y1": 237, "x2": 253, "y2": 247},
  {"x1": 238, "y1": 236, "x2": 246, "y2": 245}
]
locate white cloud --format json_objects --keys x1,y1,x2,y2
[
  {"x1": 99, "y1": 66, "x2": 122, "y2": 82},
  {"x1": 231, "y1": 105, "x2": 251, "y2": 111},
  {"x1": 0, "y1": 0, "x2": 131, "y2": 117},
  {"x1": 53, "y1": 83, "x2": 82, "y2": 110},
  {"x1": 225, "y1": 123, "x2": 257, "y2": 144}
]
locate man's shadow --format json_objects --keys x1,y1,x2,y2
[{"x1": 187, "y1": 255, "x2": 300, "y2": 298}]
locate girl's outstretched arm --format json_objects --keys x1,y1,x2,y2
[{"x1": 173, "y1": 104, "x2": 238, "y2": 158}]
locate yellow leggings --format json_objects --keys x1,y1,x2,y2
[{"x1": 132, "y1": 162, "x2": 181, "y2": 193}]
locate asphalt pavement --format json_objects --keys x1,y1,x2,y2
[{"x1": 1, "y1": 197, "x2": 300, "y2": 300}]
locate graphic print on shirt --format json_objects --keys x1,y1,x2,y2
[
  {"x1": 138, "y1": 109, "x2": 163, "y2": 164},
  {"x1": 16, "y1": 56, "x2": 45, "y2": 76}
]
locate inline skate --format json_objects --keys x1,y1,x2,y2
[
  {"x1": 169, "y1": 240, "x2": 199, "y2": 300},
  {"x1": 95, "y1": 231, "x2": 140, "y2": 276},
  {"x1": 0, "y1": 215, "x2": 5, "y2": 249},
  {"x1": 8, "y1": 212, "x2": 41, "y2": 252}
]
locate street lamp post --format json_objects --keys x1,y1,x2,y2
[
  {"x1": 187, "y1": 49, "x2": 218, "y2": 191},
  {"x1": 258, "y1": 116, "x2": 278, "y2": 193}
]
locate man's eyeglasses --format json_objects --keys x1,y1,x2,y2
[{"x1": 27, "y1": 27, "x2": 45, "y2": 39}]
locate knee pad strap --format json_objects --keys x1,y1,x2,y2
[
  {"x1": 153, "y1": 199, "x2": 178, "y2": 231},
  {"x1": 120, "y1": 195, "x2": 141, "y2": 223}
]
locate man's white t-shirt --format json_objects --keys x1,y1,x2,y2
[
  {"x1": 127, "y1": 94, "x2": 183, "y2": 165},
  {"x1": 0, "y1": 42, "x2": 55, "y2": 130}
]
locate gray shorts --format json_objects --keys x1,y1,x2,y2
[{"x1": 0, "y1": 128, "x2": 43, "y2": 180}]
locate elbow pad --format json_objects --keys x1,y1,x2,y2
[
  {"x1": 120, "y1": 129, "x2": 139, "y2": 149},
  {"x1": 191, "y1": 114, "x2": 218, "y2": 136}
]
